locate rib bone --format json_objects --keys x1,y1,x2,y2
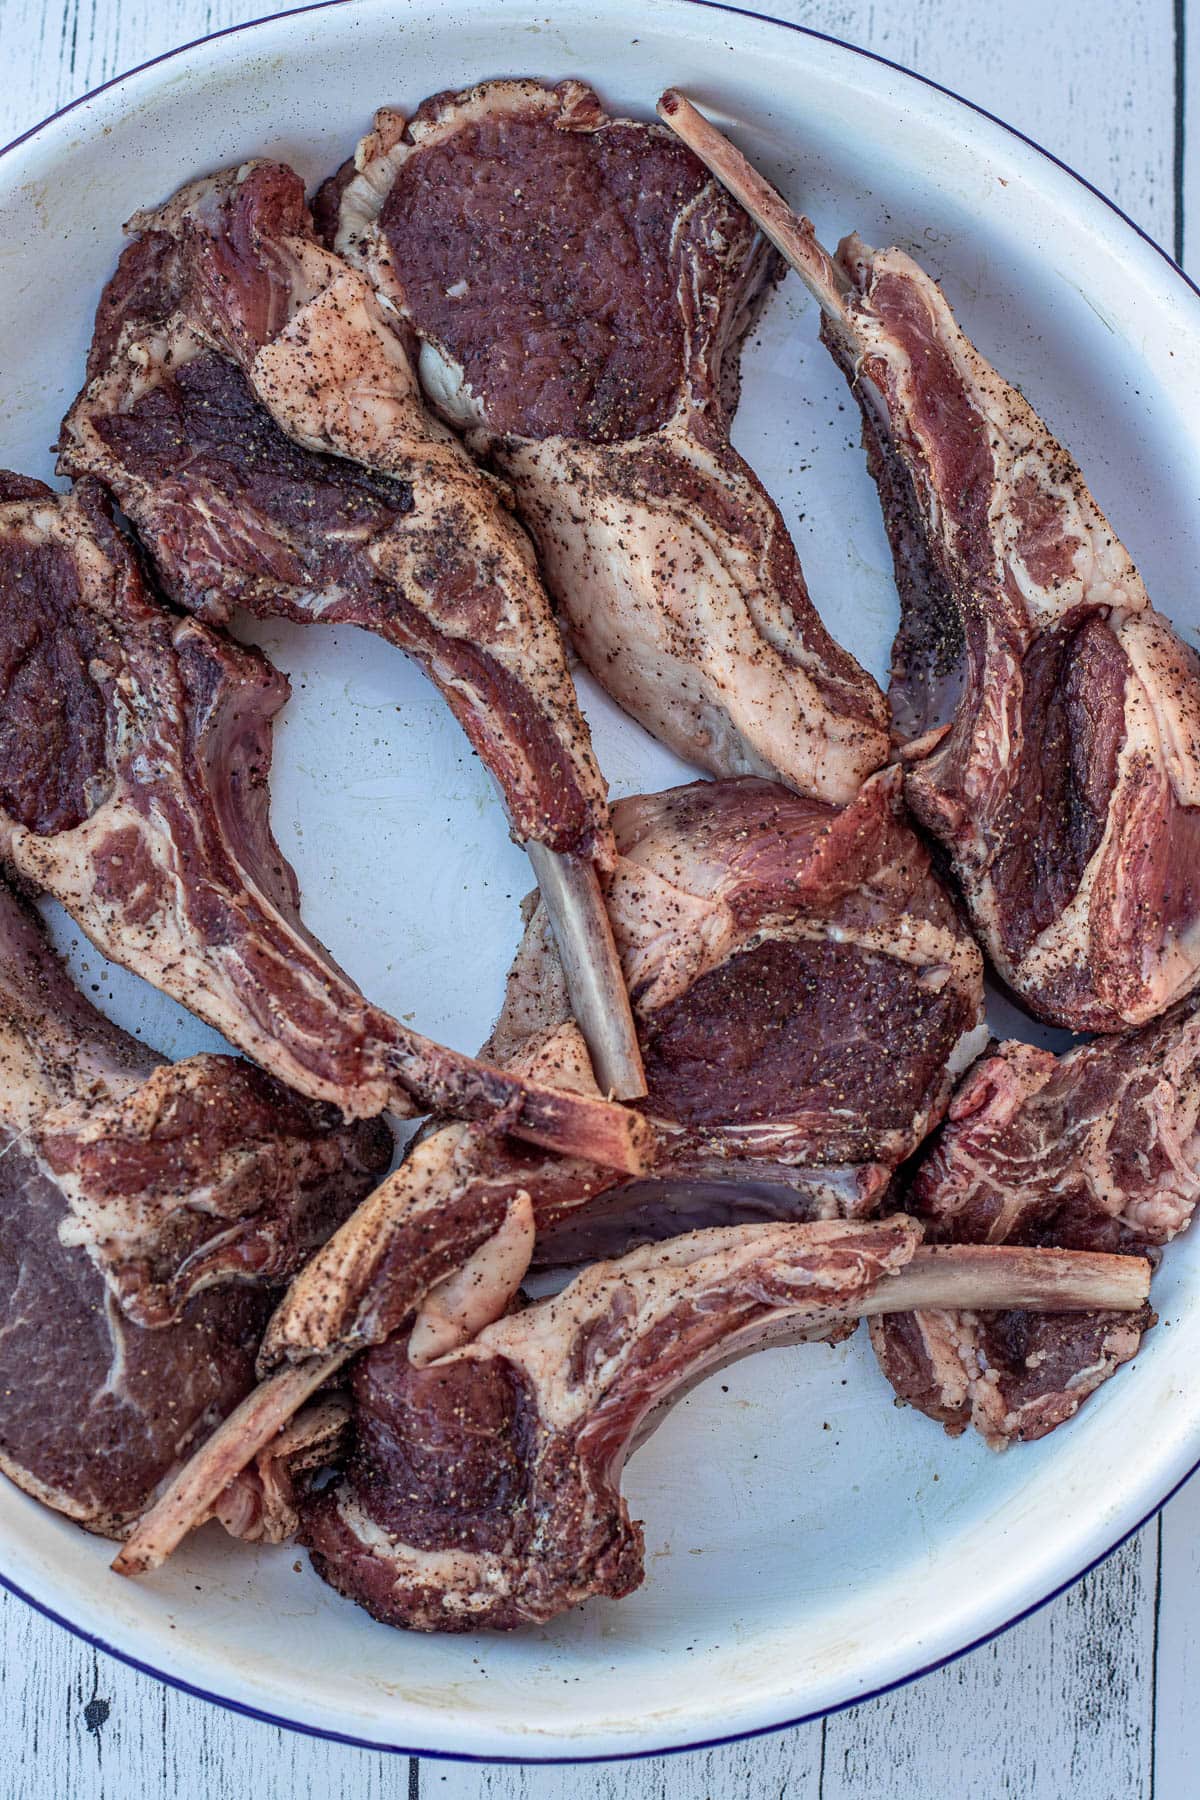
[{"x1": 112, "y1": 1349, "x2": 352, "y2": 1577}]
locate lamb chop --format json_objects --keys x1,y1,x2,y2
[
  {"x1": 293, "y1": 1221, "x2": 1144, "y2": 1631},
  {"x1": 600, "y1": 767, "x2": 986, "y2": 1210},
  {"x1": 318, "y1": 79, "x2": 890, "y2": 805},
  {"x1": 114, "y1": 1211, "x2": 1148, "y2": 1594},
  {"x1": 872, "y1": 996, "x2": 1200, "y2": 1444},
  {"x1": 58, "y1": 159, "x2": 644, "y2": 1101},
  {"x1": 660, "y1": 93, "x2": 1200, "y2": 1033},
  {"x1": 0, "y1": 474, "x2": 649, "y2": 1173},
  {"x1": 0, "y1": 872, "x2": 388, "y2": 1535}
]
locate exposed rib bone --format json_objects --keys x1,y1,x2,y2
[
  {"x1": 525, "y1": 844, "x2": 646, "y2": 1100},
  {"x1": 382, "y1": 1039, "x2": 651, "y2": 1172},
  {"x1": 111, "y1": 1349, "x2": 352, "y2": 1577},
  {"x1": 657, "y1": 91, "x2": 849, "y2": 317},
  {"x1": 861, "y1": 1244, "x2": 1151, "y2": 1317}
]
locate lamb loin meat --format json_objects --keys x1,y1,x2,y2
[
  {"x1": 0, "y1": 1140, "x2": 271, "y2": 1537},
  {"x1": 39, "y1": 1055, "x2": 392, "y2": 1330},
  {"x1": 294, "y1": 1218, "x2": 1147, "y2": 1631},
  {"x1": 0, "y1": 874, "x2": 387, "y2": 1534},
  {"x1": 872, "y1": 1000, "x2": 1200, "y2": 1444},
  {"x1": 58, "y1": 157, "x2": 644, "y2": 1100},
  {"x1": 660, "y1": 93, "x2": 1200, "y2": 1033},
  {"x1": 602, "y1": 767, "x2": 985, "y2": 1210},
  {"x1": 873, "y1": 1278, "x2": 1152, "y2": 1451},
  {"x1": 900, "y1": 1006, "x2": 1200, "y2": 1254},
  {"x1": 0, "y1": 476, "x2": 649, "y2": 1174},
  {"x1": 321, "y1": 79, "x2": 890, "y2": 805},
  {"x1": 259, "y1": 765, "x2": 987, "y2": 1373}
]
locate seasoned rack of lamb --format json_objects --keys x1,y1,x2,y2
[
  {"x1": 660, "y1": 92, "x2": 1200, "y2": 1034},
  {"x1": 872, "y1": 996, "x2": 1200, "y2": 1443},
  {"x1": 319, "y1": 79, "x2": 891, "y2": 805},
  {"x1": 0, "y1": 871, "x2": 387, "y2": 1535},
  {"x1": 59, "y1": 157, "x2": 644, "y2": 1101},
  {"x1": 0, "y1": 474, "x2": 648, "y2": 1172}
]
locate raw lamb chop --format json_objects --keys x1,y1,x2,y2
[
  {"x1": 660, "y1": 93, "x2": 1200, "y2": 1032},
  {"x1": 871, "y1": 997, "x2": 1200, "y2": 1444},
  {"x1": 601, "y1": 768, "x2": 986, "y2": 1206},
  {"x1": 319, "y1": 79, "x2": 890, "y2": 805},
  {"x1": 58, "y1": 158, "x2": 644, "y2": 1099},
  {"x1": 0, "y1": 873, "x2": 387, "y2": 1534},
  {"x1": 115, "y1": 1212, "x2": 1148, "y2": 1594},
  {"x1": 257, "y1": 764, "x2": 988, "y2": 1374},
  {"x1": 294, "y1": 1220, "x2": 1146, "y2": 1631},
  {"x1": 0, "y1": 475, "x2": 649, "y2": 1173}
]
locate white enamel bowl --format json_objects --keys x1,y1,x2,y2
[{"x1": 2, "y1": 0, "x2": 1198, "y2": 1762}]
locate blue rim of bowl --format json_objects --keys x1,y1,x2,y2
[{"x1": 1, "y1": 0, "x2": 1197, "y2": 1766}]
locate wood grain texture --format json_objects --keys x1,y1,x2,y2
[
  {"x1": 0, "y1": 1, "x2": 1191, "y2": 1796},
  {"x1": 1154, "y1": 1471, "x2": 1200, "y2": 1798}
]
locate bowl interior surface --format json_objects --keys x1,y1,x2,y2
[{"x1": 1, "y1": 0, "x2": 1198, "y2": 1760}]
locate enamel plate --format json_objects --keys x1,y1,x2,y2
[{"x1": 1, "y1": 0, "x2": 1197, "y2": 1761}]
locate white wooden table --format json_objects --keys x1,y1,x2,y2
[{"x1": 3, "y1": 0, "x2": 1198, "y2": 1792}]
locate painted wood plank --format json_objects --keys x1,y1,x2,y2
[
  {"x1": 845, "y1": 0, "x2": 1176, "y2": 243},
  {"x1": 427, "y1": 1733, "x2": 822, "y2": 1799},
  {"x1": 1154, "y1": 1475, "x2": 1200, "y2": 1800},
  {"x1": 822, "y1": 1532, "x2": 1158, "y2": 1800},
  {"x1": 1182, "y1": 0, "x2": 1196, "y2": 267},
  {"x1": 0, "y1": 3, "x2": 1189, "y2": 1798},
  {"x1": 0, "y1": 0, "x2": 258, "y2": 124},
  {"x1": 1134, "y1": 11, "x2": 1200, "y2": 1800},
  {"x1": 0, "y1": 1591, "x2": 418, "y2": 1800}
]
